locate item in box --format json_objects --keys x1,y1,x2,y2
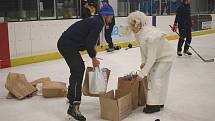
[
  {"x1": 88, "y1": 67, "x2": 107, "y2": 94},
  {"x1": 82, "y1": 67, "x2": 111, "y2": 97}
]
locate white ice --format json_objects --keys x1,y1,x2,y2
[{"x1": 0, "y1": 34, "x2": 215, "y2": 121}]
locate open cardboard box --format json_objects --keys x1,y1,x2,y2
[{"x1": 99, "y1": 90, "x2": 132, "y2": 121}]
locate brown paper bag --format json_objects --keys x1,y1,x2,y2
[
  {"x1": 82, "y1": 67, "x2": 111, "y2": 97},
  {"x1": 5, "y1": 72, "x2": 37, "y2": 99},
  {"x1": 118, "y1": 76, "x2": 139, "y2": 109},
  {"x1": 42, "y1": 81, "x2": 67, "y2": 98}
]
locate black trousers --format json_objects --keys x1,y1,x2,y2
[
  {"x1": 105, "y1": 26, "x2": 114, "y2": 49},
  {"x1": 57, "y1": 42, "x2": 85, "y2": 104},
  {"x1": 177, "y1": 27, "x2": 192, "y2": 52}
]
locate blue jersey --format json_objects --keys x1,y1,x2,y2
[{"x1": 175, "y1": 3, "x2": 192, "y2": 29}]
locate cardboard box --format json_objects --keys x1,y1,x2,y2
[
  {"x1": 31, "y1": 77, "x2": 51, "y2": 87},
  {"x1": 31, "y1": 77, "x2": 51, "y2": 96},
  {"x1": 99, "y1": 90, "x2": 132, "y2": 121},
  {"x1": 6, "y1": 91, "x2": 37, "y2": 99},
  {"x1": 5, "y1": 72, "x2": 37, "y2": 99},
  {"x1": 138, "y1": 77, "x2": 148, "y2": 106},
  {"x1": 82, "y1": 67, "x2": 111, "y2": 97},
  {"x1": 6, "y1": 77, "x2": 50, "y2": 99},
  {"x1": 42, "y1": 81, "x2": 67, "y2": 98},
  {"x1": 118, "y1": 76, "x2": 139, "y2": 109}
]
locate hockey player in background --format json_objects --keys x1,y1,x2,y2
[
  {"x1": 81, "y1": 0, "x2": 91, "y2": 19},
  {"x1": 101, "y1": 0, "x2": 116, "y2": 52},
  {"x1": 172, "y1": 0, "x2": 192, "y2": 56}
]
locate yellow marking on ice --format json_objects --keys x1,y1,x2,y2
[{"x1": 11, "y1": 52, "x2": 62, "y2": 67}]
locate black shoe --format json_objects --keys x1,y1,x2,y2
[
  {"x1": 106, "y1": 47, "x2": 115, "y2": 52},
  {"x1": 177, "y1": 51, "x2": 182, "y2": 56},
  {"x1": 143, "y1": 105, "x2": 160, "y2": 113},
  {"x1": 67, "y1": 102, "x2": 86, "y2": 121},
  {"x1": 114, "y1": 46, "x2": 121, "y2": 50},
  {"x1": 160, "y1": 105, "x2": 164, "y2": 108},
  {"x1": 183, "y1": 51, "x2": 192, "y2": 55}
]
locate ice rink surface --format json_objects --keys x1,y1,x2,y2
[{"x1": 0, "y1": 33, "x2": 215, "y2": 121}]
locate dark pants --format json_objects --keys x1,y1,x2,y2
[
  {"x1": 105, "y1": 26, "x2": 114, "y2": 49},
  {"x1": 161, "y1": 3, "x2": 166, "y2": 15},
  {"x1": 208, "y1": 0, "x2": 214, "y2": 13},
  {"x1": 57, "y1": 41, "x2": 85, "y2": 104},
  {"x1": 177, "y1": 28, "x2": 192, "y2": 52}
]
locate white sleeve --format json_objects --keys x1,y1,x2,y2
[
  {"x1": 140, "y1": 45, "x2": 146, "y2": 64},
  {"x1": 139, "y1": 42, "x2": 157, "y2": 78}
]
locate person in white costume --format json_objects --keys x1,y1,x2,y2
[{"x1": 126, "y1": 11, "x2": 175, "y2": 113}]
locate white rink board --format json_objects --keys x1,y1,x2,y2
[{"x1": 8, "y1": 15, "x2": 215, "y2": 59}]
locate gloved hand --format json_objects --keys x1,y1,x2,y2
[{"x1": 172, "y1": 23, "x2": 177, "y2": 32}]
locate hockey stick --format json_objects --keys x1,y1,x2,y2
[{"x1": 169, "y1": 25, "x2": 214, "y2": 62}]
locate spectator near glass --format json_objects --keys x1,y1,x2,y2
[
  {"x1": 63, "y1": 0, "x2": 73, "y2": 19},
  {"x1": 88, "y1": 2, "x2": 97, "y2": 15},
  {"x1": 81, "y1": 0, "x2": 91, "y2": 19},
  {"x1": 161, "y1": 0, "x2": 167, "y2": 15},
  {"x1": 208, "y1": 0, "x2": 215, "y2": 13}
]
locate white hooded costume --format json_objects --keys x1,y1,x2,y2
[{"x1": 127, "y1": 11, "x2": 175, "y2": 105}]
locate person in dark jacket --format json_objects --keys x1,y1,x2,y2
[
  {"x1": 172, "y1": 0, "x2": 192, "y2": 56},
  {"x1": 81, "y1": 0, "x2": 91, "y2": 19},
  {"x1": 101, "y1": 0, "x2": 116, "y2": 52},
  {"x1": 57, "y1": 5, "x2": 114, "y2": 121}
]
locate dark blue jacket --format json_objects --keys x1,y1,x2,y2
[
  {"x1": 174, "y1": 3, "x2": 192, "y2": 29},
  {"x1": 58, "y1": 15, "x2": 104, "y2": 58}
]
